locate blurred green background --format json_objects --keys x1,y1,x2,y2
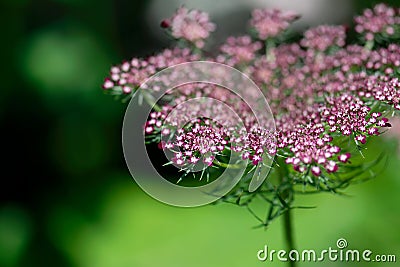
[{"x1": 1, "y1": 0, "x2": 399, "y2": 266}]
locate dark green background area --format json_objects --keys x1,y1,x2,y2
[{"x1": 1, "y1": 0, "x2": 399, "y2": 266}]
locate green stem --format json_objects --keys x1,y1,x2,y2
[
  {"x1": 283, "y1": 209, "x2": 296, "y2": 267},
  {"x1": 364, "y1": 39, "x2": 374, "y2": 51},
  {"x1": 277, "y1": 161, "x2": 297, "y2": 267},
  {"x1": 141, "y1": 90, "x2": 162, "y2": 112},
  {"x1": 213, "y1": 160, "x2": 243, "y2": 169},
  {"x1": 265, "y1": 38, "x2": 276, "y2": 62}
]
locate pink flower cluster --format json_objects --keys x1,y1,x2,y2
[
  {"x1": 320, "y1": 94, "x2": 386, "y2": 142},
  {"x1": 103, "y1": 48, "x2": 200, "y2": 94},
  {"x1": 104, "y1": 4, "x2": 400, "y2": 179},
  {"x1": 250, "y1": 8, "x2": 299, "y2": 39},
  {"x1": 161, "y1": 6, "x2": 216, "y2": 48},
  {"x1": 231, "y1": 127, "x2": 277, "y2": 165},
  {"x1": 301, "y1": 25, "x2": 346, "y2": 51},
  {"x1": 354, "y1": 3, "x2": 400, "y2": 41},
  {"x1": 169, "y1": 119, "x2": 229, "y2": 167},
  {"x1": 218, "y1": 35, "x2": 262, "y2": 66}
]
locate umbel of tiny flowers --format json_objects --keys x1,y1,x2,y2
[
  {"x1": 160, "y1": 6, "x2": 216, "y2": 48},
  {"x1": 103, "y1": 4, "x2": 400, "y2": 266},
  {"x1": 355, "y1": 3, "x2": 400, "y2": 43},
  {"x1": 249, "y1": 8, "x2": 300, "y2": 40}
]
